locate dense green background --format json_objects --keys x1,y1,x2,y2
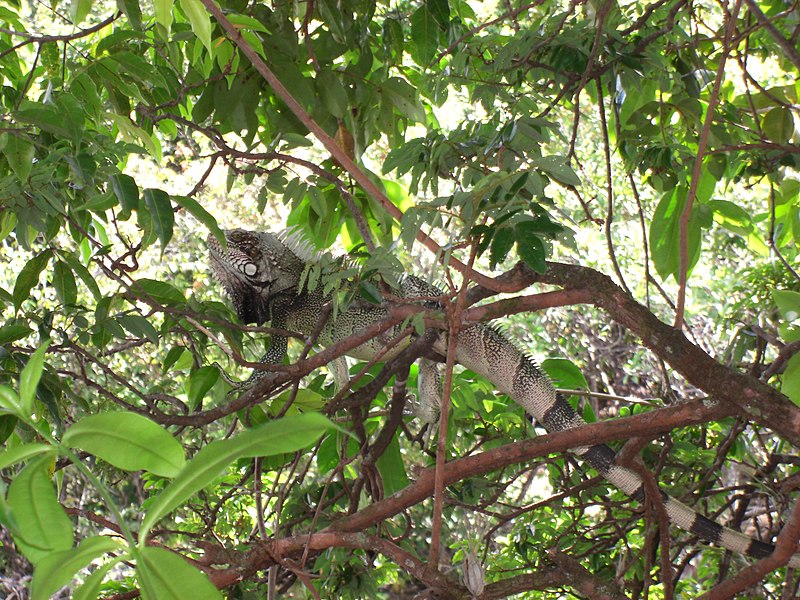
[{"x1": 1, "y1": 0, "x2": 799, "y2": 597}]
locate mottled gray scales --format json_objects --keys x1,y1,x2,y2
[
  {"x1": 580, "y1": 444, "x2": 617, "y2": 474},
  {"x1": 208, "y1": 228, "x2": 800, "y2": 570}
]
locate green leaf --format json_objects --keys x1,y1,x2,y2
[
  {"x1": 142, "y1": 189, "x2": 175, "y2": 250},
  {"x1": 187, "y1": 366, "x2": 219, "y2": 409},
  {"x1": 514, "y1": 227, "x2": 547, "y2": 273},
  {"x1": 0, "y1": 488, "x2": 21, "y2": 541},
  {"x1": 0, "y1": 384, "x2": 21, "y2": 416},
  {"x1": 0, "y1": 322, "x2": 32, "y2": 345},
  {"x1": 0, "y1": 415, "x2": 17, "y2": 444},
  {"x1": 52, "y1": 260, "x2": 78, "y2": 306},
  {"x1": 163, "y1": 346, "x2": 187, "y2": 373},
  {"x1": 13, "y1": 250, "x2": 52, "y2": 311},
  {"x1": 225, "y1": 13, "x2": 270, "y2": 33},
  {"x1": 359, "y1": 280, "x2": 382, "y2": 304},
  {"x1": 516, "y1": 214, "x2": 563, "y2": 237},
  {"x1": 772, "y1": 290, "x2": 800, "y2": 323},
  {"x1": 62, "y1": 412, "x2": 185, "y2": 478},
  {"x1": 269, "y1": 389, "x2": 326, "y2": 415},
  {"x1": 72, "y1": 556, "x2": 125, "y2": 600},
  {"x1": 427, "y1": 0, "x2": 450, "y2": 28},
  {"x1": 179, "y1": 0, "x2": 212, "y2": 52},
  {"x1": 762, "y1": 107, "x2": 794, "y2": 144},
  {"x1": 70, "y1": 0, "x2": 93, "y2": 24},
  {"x1": 709, "y1": 199, "x2": 752, "y2": 237},
  {"x1": 60, "y1": 252, "x2": 101, "y2": 300},
  {"x1": 117, "y1": 314, "x2": 160, "y2": 344},
  {"x1": 19, "y1": 341, "x2": 51, "y2": 418},
  {"x1": 138, "y1": 441, "x2": 235, "y2": 542},
  {"x1": 154, "y1": 0, "x2": 174, "y2": 36},
  {"x1": 7, "y1": 456, "x2": 73, "y2": 564},
  {"x1": 137, "y1": 546, "x2": 222, "y2": 600},
  {"x1": 133, "y1": 278, "x2": 185, "y2": 306},
  {"x1": 2, "y1": 134, "x2": 35, "y2": 181},
  {"x1": 171, "y1": 195, "x2": 225, "y2": 243},
  {"x1": 76, "y1": 192, "x2": 117, "y2": 213},
  {"x1": 782, "y1": 352, "x2": 800, "y2": 406},
  {"x1": 317, "y1": 69, "x2": 349, "y2": 119},
  {"x1": 531, "y1": 156, "x2": 581, "y2": 187},
  {"x1": 14, "y1": 105, "x2": 72, "y2": 140},
  {"x1": 375, "y1": 434, "x2": 409, "y2": 496},
  {"x1": 410, "y1": 4, "x2": 439, "y2": 66},
  {"x1": 541, "y1": 358, "x2": 589, "y2": 390},
  {"x1": 107, "y1": 113, "x2": 162, "y2": 160},
  {"x1": 489, "y1": 228, "x2": 515, "y2": 269},
  {"x1": 0, "y1": 211, "x2": 17, "y2": 242},
  {"x1": 282, "y1": 133, "x2": 313, "y2": 148},
  {"x1": 382, "y1": 17, "x2": 404, "y2": 63},
  {"x1": 382, "y1": 78, "x2": 426, "y2": 123},
  {"x1": 139, "y1": 413, "x2": 333, "y2": 542},
  {"x1": 110, "y1": 173, "x2": 140, "y2": 218},
  {"x1": 116, "y1": 0, "x2": 143, "y2": 30},
  {"x1": 31, "y1": 536, "x2": 122, "y2": 600},
  {"x1": 0, "y1": 443, "x2": 54, "y2": 471},
  {"x1": 649, "y1": 186, "x2": 702, "y2": 280}
]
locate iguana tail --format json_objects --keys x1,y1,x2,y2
[{"x1": 451, "y1": 322, "x2": 800, "y2": 569}]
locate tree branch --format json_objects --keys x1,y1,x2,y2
[
  {"x1": 206, "y1": 399, "x2": 731, "y2": 588},
  {"x1": 497, "y1": 261, "x2": 800, "y2": 445}
]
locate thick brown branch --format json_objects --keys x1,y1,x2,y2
[
  {"x1": 328, "y1": 400, "x2": 729, "y2": 534},
  {"x1": 211, "y1": 531, "x2": 463, "y2": 597},
  {"x1": 463, "y1": 289, "x2": 593, "y2": 322},
  {"x1": 475, "y1": 261, "x2": 800, "y2": 446},
  {"x1": 546, "y1": 549, "x2": 629, "y2": 600},
  {"x1": 206, "y1": 399, "x2": 729, "y2": 588}
]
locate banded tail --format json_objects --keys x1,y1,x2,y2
[{"x1": 450, "y1": 322, "x2": 800, "y2": 569}]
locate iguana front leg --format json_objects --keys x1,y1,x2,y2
[
  {"x1": 245, "y1": 330, "x2": 288, "y2": 385},
  {"x1": 217, "y1": 308, "x2": 290, "y2": 389}
]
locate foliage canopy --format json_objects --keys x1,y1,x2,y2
[{"x1": 1, "y1": 0, "x2": 800, "y2": 598}]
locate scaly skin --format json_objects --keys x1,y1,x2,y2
[{"x1": 208, "y1": 228, "x2": 800, "y2": 569}]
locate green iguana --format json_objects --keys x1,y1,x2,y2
[{"x1": 208, "y1": 227, "x2": 800, "y2": 570}]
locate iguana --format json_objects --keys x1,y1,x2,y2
[{"x1": 208, "y1": 227, "x2": 800, "y2": 570}]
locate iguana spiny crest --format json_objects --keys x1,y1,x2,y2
[{"x1": 208, "y1": 227, "x2": 800, "y2": 571}]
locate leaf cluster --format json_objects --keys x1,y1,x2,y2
[{"x1": 0, "y1": 0, "x2": 799, "y2": 598}]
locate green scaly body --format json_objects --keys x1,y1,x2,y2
[{"x1": 208, "y1": 228, "x2": 800, "y2": 570}]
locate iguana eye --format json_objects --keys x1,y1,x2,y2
[{"x1": 242, "y1": 263, "x2": 258, "y2": 277}]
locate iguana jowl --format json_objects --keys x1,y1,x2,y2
[{"x1": 208, "y1": 228, "x2": 800, "y2": 569}]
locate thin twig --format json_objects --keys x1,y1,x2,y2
[{"x1": 596, "y1": 76, "x2": 631, "y2": 295}]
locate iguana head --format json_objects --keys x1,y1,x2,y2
[{"x1": 207, "y1": 229, "x2": 305, "y2": 325}]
